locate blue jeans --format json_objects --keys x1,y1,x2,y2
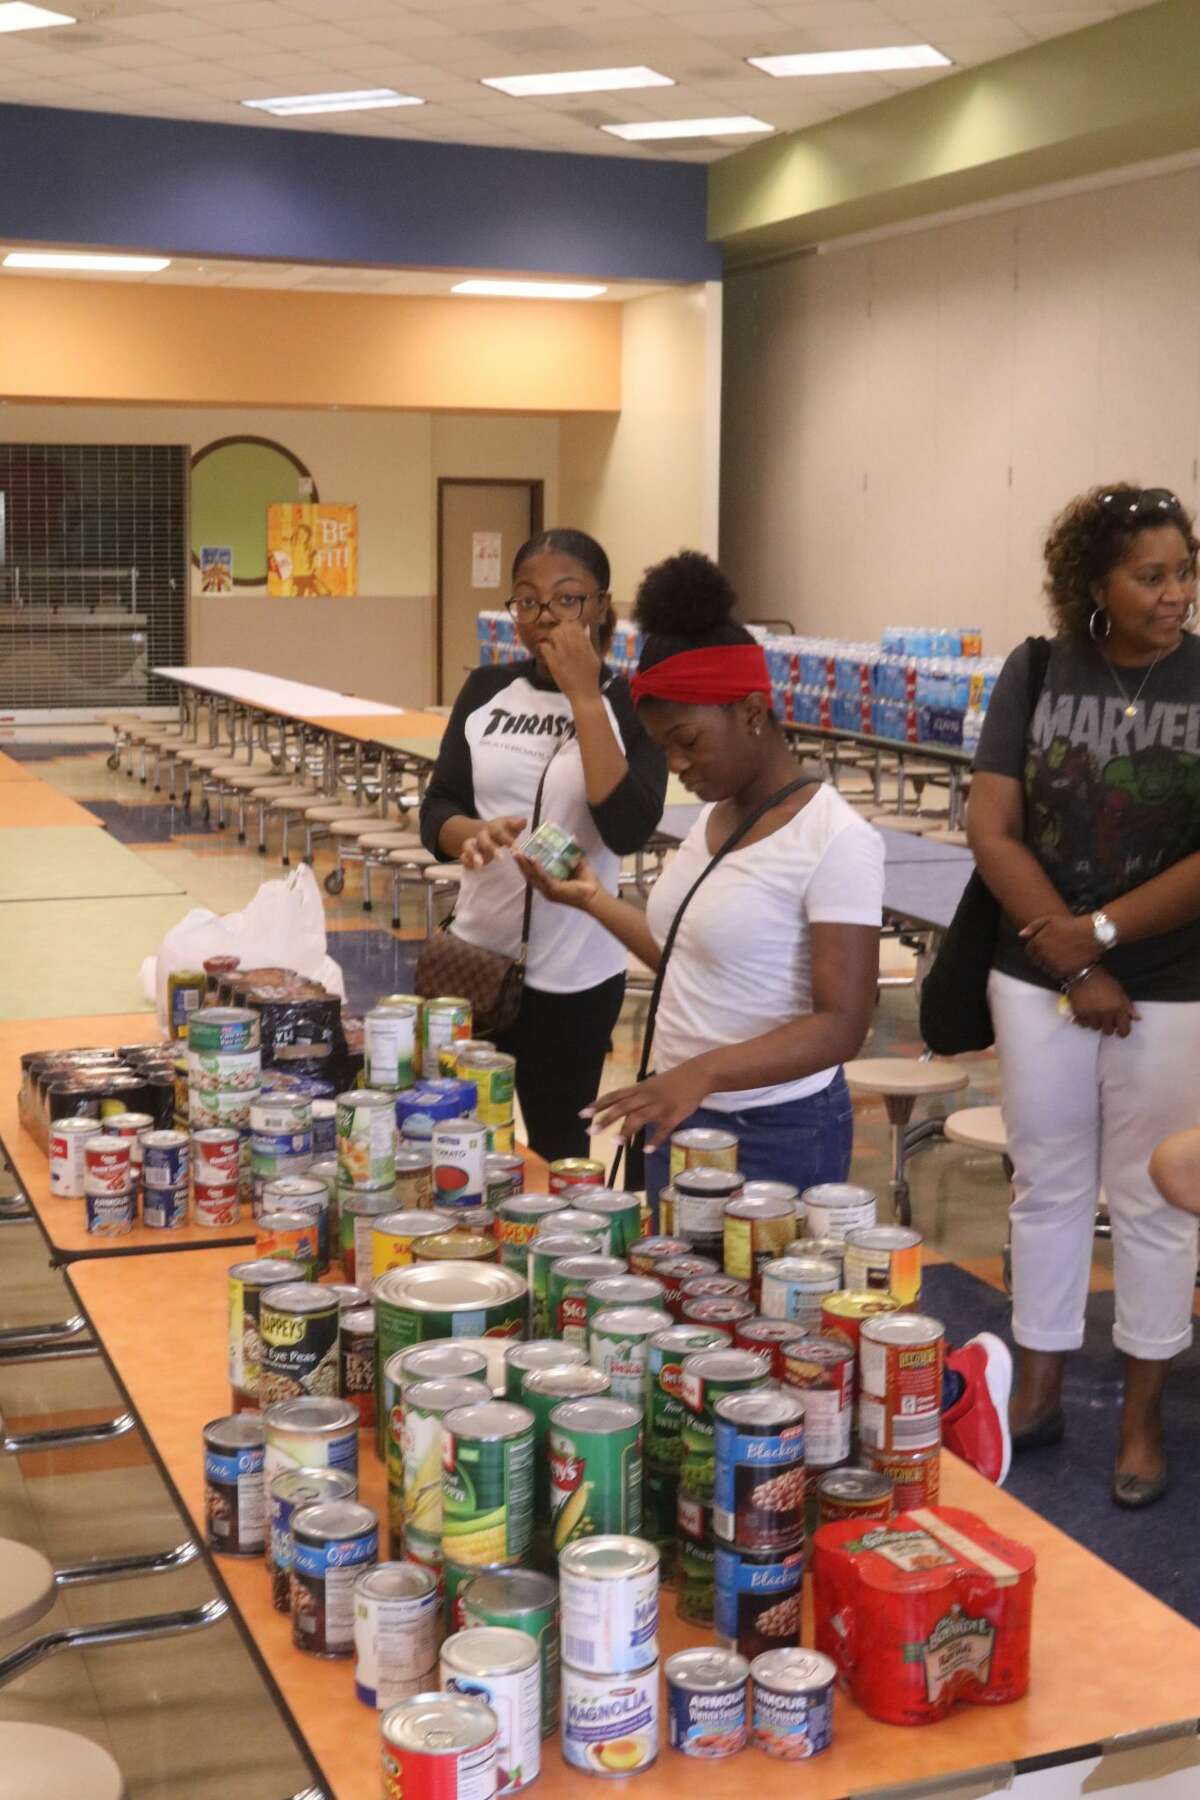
[{"x1": 645, "y1": 1069, "x2": 855, "y2": 1222}]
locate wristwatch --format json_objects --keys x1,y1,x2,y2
[{"x1": 1092, "y1": 910, "x2": 1119, "y2": 951}]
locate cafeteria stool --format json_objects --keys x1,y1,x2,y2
[
  {"x1": 926, "y1": 826, "x2": 970, "y2": 847},
  {"x1": 844, "y1": 1057, "x2": 969, "y2": 1225},
  {"x1": 355, "y1": 831, "x2": 422, "y2": 914},
  {"x1": 0, "y1": 1539, "x2": 55, "y2": 1639},
  {"x1": 868, "y1": 812, "x2": 933, "y2": 835},
  {"x1": 414, "y1": 859, "x2": 463, "y2": 935},
  {"x1": 944, "y1": 1104, "x2": 1010, "y2": 1169},
  {"x1": 0, "y1": 1724, "x2": 124, "y2": 1799},
  {"x1": 303, "y1": 799, "x2": 390, "y2": 864},
  {"x1": 382, "y1": 847, "x2": 439, "y2": 928}
]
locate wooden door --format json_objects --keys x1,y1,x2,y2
[{"x1": 437, "y1": 479, "x2": 543, "y2": 704}]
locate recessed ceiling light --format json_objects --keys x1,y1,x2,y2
[
  {"x1": 482, "y1": 66, "x2": 674, "y2": 97},
  {"x1": 3, "y1": 250, "x2": 171, "y2": 272},
  {"x1": 452, "y1": 279, "x2": 608, "y2": 300},
  {"x1": 242, "y1": 88, "x2": 424, "y2": 117},
  {"x1": 602, "y1": 116, "x2": 773, "y2": 141},
  {"x1": 748, "y1": 45, "x2": 951, "y2": 76},
  {"x1": 0, "y1": 3, "x2": 74, "y2": 31}
]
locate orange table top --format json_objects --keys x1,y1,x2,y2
[
  {"x1": 67, "y1": 1245, "x2": 1200, "y2": 1800},
  {"x1": 0, "y1": 750, "x2": 39, "y2": 782},
  {"x1": 304, "y1": 711, "x2": 447, "y2": 745},
  {"x1": 0, "y1": 784, "x2": 101, "y2": 827},
  {"x1": 0, "y1": 1015, "x2": 255, "y2": 1261}
]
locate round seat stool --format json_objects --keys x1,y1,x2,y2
[
  {"x1": 359, "y1": 830, "x2": 422, "y2": 852},
  {"x1": 925, "y1": 827, "x2": 970, "y2": 847},
  {"x1": 0, "y1": 1538, "x2": 55, "y2": 1636},
  {"x1": 845, "y1": 1057, "x2": 969, "y2": 1225},
  {"x1": 944, "y1": 1105, "x2": 1008, "y2": 1156},
  {"x1": 0, "y1": 1724, "x2": 124, "y2": 1800}
]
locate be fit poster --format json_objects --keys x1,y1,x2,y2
[{"x1": 267, "y1": 504, "x2": 358, "y2": 597}]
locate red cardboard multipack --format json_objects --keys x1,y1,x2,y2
[{"x1": 811, "y1": 1506, "x2": 1036, "y2": 1726}]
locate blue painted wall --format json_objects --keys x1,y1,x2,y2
[{"x1": 0, "y1": 103, "x2": 720, "y2": 283}]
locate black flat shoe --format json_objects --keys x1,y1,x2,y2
[
  {"x1": 1010, "y1": 1409, "x2": 1066, "y2": 1452},
  {"x1": 1112, "y1": 1467, "x2": 1169, "y2": 1509}
]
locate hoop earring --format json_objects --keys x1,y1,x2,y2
[{"x1": 1089, "y1": 606, "x2": 1111, "y2": 643}]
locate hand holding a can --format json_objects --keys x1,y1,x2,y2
[
  {"x1": 513, "y1": 849, "x2": 600, "y2": 913},
  {"x1": 584, "y1": 1063, "x2": 713, "y2": 1151},
  {"x1": 460, "y1": 816, "x2": 528, "y2": 872}
]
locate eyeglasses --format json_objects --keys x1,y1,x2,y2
[
  {"x1": 1099, "y1": 487, "x2": 1183, "y2": 521},
  {"x1": 505, "y1": 591, "x2": 602, "y2": 623}
]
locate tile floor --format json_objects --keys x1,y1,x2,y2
[{"x1": 0, "y1": 726, "x2": 1144, "y2": 1797}]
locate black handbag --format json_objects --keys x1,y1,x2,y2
[
  {"x1": 609, "y1": 774, "x2": 817, "y2": 1192},
  {"x1": 918, "y1": 636, "x2": 1051, "y2": 1055}
]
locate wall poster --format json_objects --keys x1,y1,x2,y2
[
  {"x1": 199, "y1": 546, "x2": 234, "y2": 592},
  {"x1": 267, "y1": 503, "x2": 358, "y2": 597}
]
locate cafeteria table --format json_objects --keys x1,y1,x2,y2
[
  {"x1": 882, "y1": 858, "x2": 974, "y2": 933},
  {"x1": 0, "y1": 1015, "x2": 256, "y2": 1263},
  {"x1": 66, "y1": 1244, "x2": 1200, "y2": 1800},
  {"x1": 0, "y1": 897, "x2": 194, "y2": 1022}
]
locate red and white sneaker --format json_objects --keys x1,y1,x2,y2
[{"x1": 942, "y1": 1333, "x2": 1013, "y2": 1486}]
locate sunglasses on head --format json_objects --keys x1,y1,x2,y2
[{"x1": 1098, "y1": 487, "x2": 1183, "y2": 521}]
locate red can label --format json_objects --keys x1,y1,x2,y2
[
  {"x1": 194, "y1": 1181, "x2": 241, "y2": 1227},
  {"x1": 382, "y1": 1732, "x2": 497, "y2": 1800}
]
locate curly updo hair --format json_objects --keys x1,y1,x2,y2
[
  {"x1": 634, "y1": 550, "x2": 755, "y2": 672},
  {"x1": 1044, "y1": 484, "x2": 1198, "y2": 643}
]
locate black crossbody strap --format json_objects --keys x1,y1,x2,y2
[
  {"x1": 515, "y1": 736, "x2": 562, "y2": 968},
  {"x1": 633, "y1": 774, "x2": 815, "y2": 1082}
]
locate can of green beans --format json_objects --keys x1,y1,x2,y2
[
  {"x1": 526, "y1": 1234, "x2": 605, "y2": 1337},
  {"x1": 645, "y1": 1324, "x2": 729, "y2": 1470},
  {"x1": 678, "y1": 1349, "x2": 772, "y2": 1504}
]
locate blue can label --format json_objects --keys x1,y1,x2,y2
[
  {"x1": 143, "y1": 1183, "x2": 188, "y2": 1229},
  {"x1": 86, "y1": 1191, "x2": 134, "y2": 1235},
  {"x1": 251, "y1": 1130, "x2": 313, "y2": 1157},
  {"x1": 293, "y1": 1528, "x2": 377, "y2": 1579},
  {"x1": 666, "y1": 1678, "x2": 747, "y2": 1757},
  {"x1": 751, "y1": 1674, "x2": 834, "y2": 1758},
  {"x1": 713, "y1": 1417, "x2": 805, "y2": 1549},
  {"x1": 313, "y1": 1116, "x2": 336, "y2": 1154},
  {"x1": 144, "y1": 1142, "x2": 189, "y2": 1188},
  {"x1": 714, "y1": 1545, "x2": 804, "y2": 1660},
  {"x1": 205, "y1": 1445, "x2": 263, "y2": 1484},
  {"x1": 395, "y1": 1088, "x2": 462, "y2": 1131}
]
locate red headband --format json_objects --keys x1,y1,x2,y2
[{"x1": 630, "y1": 643, "x2": 772, "y2": 707}]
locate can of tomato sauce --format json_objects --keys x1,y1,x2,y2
[
  {"x1": 820, "y1": 1290, "x2": 904, "y2": 1362},
  {"x1": 857, "y1": 1313, "x2": 944, "y2": 1455},
  {"x1": 864, "y1": 1443, "x2": 940, "y2": 1510},
  {"x1": 732, "y1": 1318, "x2": 808, "y2": 1380},
  {"x1": 780, "y1": 1334, "x2": 856, "y2": 1471},
  {"x1": 548, "y1": 1158, "x2": 604, "y2": 1194},
  {"x1": 628, "y1": 1236, "x2": 690, "y2": 1276}
]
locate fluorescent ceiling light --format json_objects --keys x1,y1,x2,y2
[
  {"x1": 242, "y1": 88, "x2": 423, "y2": 117},
  {"x1": 3, "y1": 250, "x2": 171, "y2": 272},
  {"x1": 603, "y1": 116, "x2": 773, "y2": 141},
  {"x1": 452, "y1": 279, "x2": 608, "y2": 300},
  {"x1": 0, "y1": 3, "x2": 74, "y2": 31},
  {"x1": 482, "y1": 66, "x2": 674, "y2": 97},
  {"x1": 748, "y1": 45, "x2": 951, "y2": 76}
]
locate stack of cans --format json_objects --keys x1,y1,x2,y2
[
  {"x1": 101, "y1": 1109, "x2": 154, "y2": 1209},
  {"x1": 394, "y1": 1078, "x2": 475, "y2": 1149},
  {"x1": 192, "y1": 1127, "x2": 243, "y2": 1228},
  {"x1": 83, "y1": 1133, "x2": 134, "y2": 1236},
  {"x1": 187, "y1": 1007, "x2": 262, "y2": 1217},
  {"x1": 336, "y1": 1091, "x2": 397, "y2": 1277},
  {"x1": 250, "y1": 1092, "x2": 314, "y2": 1209},
  {"x1": 141, "y1": 1129, "x2": 191, "y2": 1229},
  {"x1": 713, "y1": 1389, "x2": 807, "y2": 1663},
  {"x1": 456, "y1": 1046, "x2": 517, "y2": 1156}
]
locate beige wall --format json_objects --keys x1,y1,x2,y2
[
  {"x1": 720, "y1": 161, "x2": 1200, "y2": 657},
  {"x1": 559, "y1": 284, "x2": 721, "y2": 609},
  {"x1": 0, "y1": 403, "x2": 562, "y2": 707}
]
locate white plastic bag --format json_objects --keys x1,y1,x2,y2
[{"x1": 141, "y1": 864, "x2": 345, "y2": 1029}]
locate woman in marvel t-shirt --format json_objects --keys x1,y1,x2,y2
[{"x1": 970, "y1": 484, "x2": 1200, "y2": 1510}]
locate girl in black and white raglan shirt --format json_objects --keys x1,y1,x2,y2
[{"x1": 420, "y1": 530, "x2": 666, "y2": 1161}]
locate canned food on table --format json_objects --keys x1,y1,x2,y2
[
  {"x1": 665, "y1": 1646, "x2": 749, "y2": 1759},
  {"x1": 780, "y1": 1334, "x2": 856, "y2": 1470},
  {"x1": 644, "y1": 1323, "x2": 728, "y2": 1471},
  {"x1": 750, "y1": 1647, "x2": 836, "y2": 1759},
  {"x1": 547, "y1": 1255, "x2": 626, "y2": 1347},
  {"x1": 731, "y1": 1318, "x2": 808, "y2": 1378},
  {"x1": 561, "y1": 1661, "x2": 659, "y2": 1777},
  {"x1": 365, "y1": 1005, "x2": 417, "y2": 1092},
  {"x1": 651, "y1": 1256, "x2": 719, "y2": 1312},
  {"x1": 202, "y1": 1415, "x2": 265, "y2": 1556},
  {"x1": 227, "y1": 1259, "x2": 297, "y2": 1405},
  {"x1": 627, "y1": 1236, "x2": 690, "y2": 1276},
  {"x1": 339, "y1": 1305, "x2": 377, "y2": 1428},
  {"x1": 713, "y1": 1389, "x2": 806, "y2": 1550},
  {"x1": 815, "y1": 1467, "x2": 893, "y2": 1526},
  {"x1": 423, "y1": 996, "x2": 473, "y2": 1068},
  {"x1": 674, "y1": 1167, "x2": 743, "y2": 1259},
  {"x1": 678, "y1": 1349, "x2": 772, "y2": 1502},
  {"x1": 372, "y1": 1210, "x2": 448, "y2": 1283},
  {"x1": 802, "y1": 1181, "x2": 877, "y2": 1243},
  {"x1": 520, "y1": 1365, "x2": 610, "y2": 1542},
  {"x1": 669, "y1": 1126, "x2": 738, "y2": 1186},
  {"x1": 843, "y1": 1224, "x2": 923, "y2": 1307},
  {"x1": 678, "y1": 1294, "x2": 756, "y2": 1339},
  {"x1": 441, "y1": 1626, "x2": 541, "y2": 1795},
  {"x1": 441, "y1": 1400, "x2": 535, "y2": 1567},
  {"x1": 588, "y1": 1306, "x2": 668, "y2": 1411},
  {"x1": 560, "y1": 1188, "x2": 643, "y2": 1258},
  {"x1": 393, "y1": 1145, "x2": 434, "y2": 1210},
  {"x1": 857, "y1": 1312, "x2": 945, "y2": 1453},
  {"x1": 504, "y1": 1339, "x2": 586, "y2": 1403},
  {"x1": 291, "y1": 1498, "x2": 379, "y2": 1657},
  {"x1": 381, "y1": 1692, "x2": 497, "y2": 1800},
  {"x1": 548, "y1": 1397, "x2": 642, "y2": 1549},
  {"x1": 268, "y1": 1466, "x2": 357, "y2": 1614},
  {"x1": 583, "y1": 1275, "x2": 665, "y2": 1328},
  {"x1": 263, "y1": 1395, "x2": 359, "y2": 1482},
  {"x1": 401, "y1": 1377, "x2": 492, "y2": 1566},
  {"x1": 715, "y1": 1541, "x2": 805, "y2": 1662},
  {"x1": 558, "y1": 1534, "x2": 658, "y2": 1676},
  {"x1": 864, "y1": 1442, "x2": 941, "y2": 1510},
  {"x1": 49, "y1": 1116, "x2": 95, "y2": 1198},
  {"x1": 526, "y1": 1235, "x2": 605, "y2": 1336},
  {"x1": 341, "y1": 1187, "x2": 399, "y2": 1286},
  {"x1": 820, "y1": 1289, "x2": 904, "y2": 1360},
  {"x1": 355, "y1": 1560, "x2": 440, "y2": 1709},
  {"x1": 723, "y1": 1192, "x2": 795, "y2": 1294},
  {"x1": 336, "y1": 1090, "x2": 397, "y2": 1189},
  {"x1": 759, "y1": 1255, "x2": 840, "y2": 1330}
]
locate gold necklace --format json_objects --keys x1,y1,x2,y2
[{"x1": 1102, "y1": 648, "x2": 1164, "y2": 718}]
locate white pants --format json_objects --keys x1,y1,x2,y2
[{"x1": 989, "y1": 969, "x2": 1200, "y2": 1360}]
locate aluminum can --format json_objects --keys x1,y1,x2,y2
[
  {"x1": 715, "y1": 1541, "x2": 805, "y2": 1663},
  {"x1": 145, "y1": 1179, "x2": 190, "y2": 1229},
  {"x1": 760, "y1": 1256, "x2": 840, "y2": 1330},
  {"x1": 731, "y1": 1318, "x2": 808, "y2": 1379},
  {"x1": 560, "y1": 1188, "x2": 643, "y2": 1258},
  {"x1": 291, "y1": 1498, "x2": 379, "y2": 1656},
  {"x1": 456, "y1": 1050, "x2": 516, "y2": 1132},
  {"x1": 460, "y1": 1569, "x2": 560, "y2": 1737},
  {"x1": 678, "y1": 1348, "x2": 771, "y2": 1502},
  {"x1": 355, "y1": 1560, "x2": 440, "y2": 1708},
  {"x1": 504, "y1": 1339, "x2": 586, "y2": 1403},
  {"x1": 644, "y1": 1324, "x2": 727, "y2": 1469},
  {"x1": 648, "y1": 1255, "x2": 718, "y2": 1313},
  {"x1": 423, "y1": 996, "x2": 473, "y2": 1068},
  {"x1": 262, "y1": 1173, "x2": 330, "y2": 1269},
  {"x1": 587, "y1": 1306, "x2": 669, "y2": 1410},
  {"x1": 268, "y1": 1465, "x2": 357, "y2": 1613},
  {"x1": 864, "y1": 1442, "x2": 940, "y2": 1510},
  {"x1": 441, "y1": 1400, "x2": 535, "y2": 1566},
  {"x1": 494, "y1": 1193, "x2": 569, "y2": 1273},
  {"x1": 561, "y1": 1660, "x2": 658, "y2": 1777},
  {"x1": 341, "y1": 1185, "x2": 398, "y2": 1285},
  {"x1": 548, "y1": 1158, "x2": 604, "y2": 1194},
  {"x1": 815, "y1": 1467, "x2": 893, "y2": 1527},
  {"x1": 713, "y1": 1389, "x2": 806, "y2": 1551},
  {"x1": 750, "y1": 1647, "x2": 836, "y2": 1758},
  {"x1": 678, "y1": 1294, "x2": 756, "y2": 1340},
  {"x1": 484, "y1": 1153, "x2": 524, "y2": 1208},
  {"x1": 441, "y1": 1626, "x2": 540, "y2": 1794},
  {"x1": 250, "y1": 1094, "x2": 313, "y2": 1137},
  {"x1": 86, "y1": 1189, "x2": 134, "y2": 1235},
  {"x1": 547, "y1": 1254, "x2": 625, "y2": 1347},
  {"x1": 381, "y1": 1693, "x2": 497, "y2": 1800},
  {"x1": 433, "y1": 1118, "x2": 489, "y2": 1208},
  {"x1": 526, "y1": 1234, "x2": 605, "y2": 1336},
  {"x1": 372, "y1": 1209, "x2": 448, "y2": 1282},
  {"x1": 665, "y1": 1646, "x2": 749, "y2": 1758},
  {"x1": 669, "y1": 1126, "x2": 739, "y2": 1186},
  {"x1": 843, "y1": 1224, "x2": 923, "y2": 1307},
  {"x1": 255, "y1": 1209, "x2": 319, "y2": 1271},
  {"x1": 520, "y1": 1365, "x2": 610, "y2": 1540},
  {"x1": 723, "y1": 1193, "x2": 795, "y2": 1295},
  {"x1": 627, "y1": 1235, "x2": 690, "y2": 1275},
  {"x1": 49, "y1": 1116, "x2": 94, "y2": 1198},
  {"x1": 821, "y1": 1289, "x2": 904, "y2": 1361},
  {"x1": 857, "y1": 1313, "x2": 945, "y2": 1453},
  {"x1": 558, "y1": 1533, "x2": 658, "y2": 1675},
  {"x1": 548, "y1": 1397, "x2": 642, "y2": 1550},
  {"x1": 83, "y1": 1134, "x2": 131, "y2": 1194},
  {"x1": 312, "y1": 1096, "x2": 337, "y2": 1155},
  {"x1": 381, "y1": 1343, "x2": 490, "y2": 1480},
  {"x1": 203, "y1": 1413, "x2": 265, "y2": 1556},
  {"x1": 674, "y1": 1166, "x2": 743, "y2": 1259},
  {"x1": 401, "y1": 1377, "x2": 492, "y2": 1566},
  {"x1": 187, "y1": 1007, "x2": 259, "y2": 1054},
  {"x1": 227, "y1": 1258, "x2": 297, "y2": 1403},
  {"x1": 340, "y1": 1305, "x2": 376, "y2": 1429},
  {"x1": 802, "y1": 1182, "x2": 877, "y2": 1243},
  {"x1": 366, "y1": 1005, "x2": 417, "y2": 1092},
  {"x1": 259, "y1": 1281, "x2": 339, "y2": 1403},
  {"x1": 263, "y1": 1395, "x2": 360, "y2": 1483},
  {"x1": 780, "y1": 1333, "x2": 856, "y2": 1470},
  {"x1": 337, "y1": 1090, "x2": 396, "y2": 1189}
]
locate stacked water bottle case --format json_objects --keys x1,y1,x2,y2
[{"x1": 476, "y1": 614, "x2": 999, "y2": 752}]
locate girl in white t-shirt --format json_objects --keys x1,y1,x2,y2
[{"x1": 517, "y1": 551, "x2": 884, "y2": 1203}]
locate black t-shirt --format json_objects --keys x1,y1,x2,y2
[{"x1": 973, "y1": 633, "x2": 1200, "y2": 1000}]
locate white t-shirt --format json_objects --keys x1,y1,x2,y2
[
  {"x1": 644, "y1": 784, "x2": 884, "y2": 1109},
  {"x1": 420, "y1": 666, "x2": 665, "y2": 994}
]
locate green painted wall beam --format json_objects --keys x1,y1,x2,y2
[{"x1": 709, "y1": 0, "x2": 1200, "y2": 260}]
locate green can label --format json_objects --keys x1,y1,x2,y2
[
  {"x1": 646, "y1": 1329, "x2": 727, "y2": 1468},
  {"x1": 549, "y1": 1415, "x2": 642, "y2": 1551},
  {"x1": 374, "y1": 1295, "x2": 524, "y2": 1459},
  {"x1": 442, "y1": 1424, "x2": 533, "y2": 1565},
  {"x1": 679, "y1": 1365, "x2": 770, "y2": 1502},
  {"x1": 598, "y1": 1199, "x2": 645, "y2": 1260}
]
